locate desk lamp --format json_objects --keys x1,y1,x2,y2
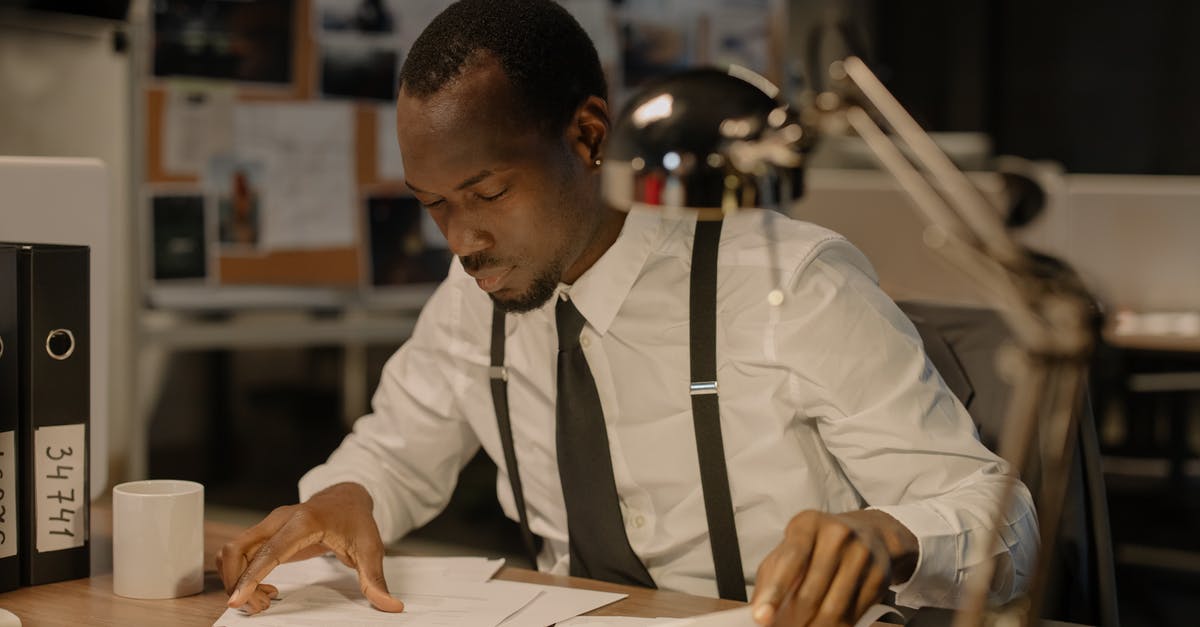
[{"x1": 601, "y1": 61, "x2": 1098, "y2": 627}]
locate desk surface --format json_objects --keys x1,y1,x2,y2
[
  {"x1": 0, "y1": 508, "x2": 1084, "y2": 627},
  {"x1": 0, "y1": 509, "x2": 743, "y2": 626}
]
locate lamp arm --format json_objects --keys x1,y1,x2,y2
[{"x1": 808, "y1": 56, "x2": 1099, "y2": 627}]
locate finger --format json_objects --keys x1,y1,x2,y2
[
  {"x1": 752, "y1": 514, "x2": 820, "y2": 625},
  {"x1": 785, "y1": 521, "x2": 853, "y2": 627},
  {"x1": 221, "y1": 540, "x2": 325, "y2": 597},
  {"x1": 852, "y1": 560, "x2": 890, "y2": 620},
  {"x1": 218, "y1": 542, "x2": 259, "y2": 596},
  {"x1": 812, "y1": 543, "x2": 871, "y2": 627},
  {"x1": 228, "y1": 519, "x2": 322, "y2": 608},
  {"x1": 240, "y1": 589, "x2": 272, "y2": 615},
  {"x1": 260, "y1": 584, "x2": 279, "y2": 600},
  {"x1": 352, "y1": 544, "x2": 405, "y2": 612},
  {"x1": 218, "y1": 507, "x2": 296, "y2": 594}
]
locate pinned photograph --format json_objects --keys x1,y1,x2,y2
[
  {"x1": 366, "y1": 195, "x2": 451, "y2": 286},
  {"x1": 151, "y1": 195, "x2": 208, "y2": 281},
  {"x1": 152, "y1": 0, "x2": 293, "y2": 84},
  {"x1": 206, "y1": 156, "x2": 264, "y2": 249},
  {"x1": 319, "y1": 42, "x2": 399, "y2": 101},
  {"x1": 317, "y1": 0, "x2": 396, "y2": 34}
]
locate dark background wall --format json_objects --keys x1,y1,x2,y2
[{"x1": 870, "y1": 0, "x2": 1200, "y2": 174}]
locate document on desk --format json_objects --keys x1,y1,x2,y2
[
  {"x1": 213, "y1": 555, "x2": 626, "y2": 627},
  {"x1": 560, "y1": 604, "x2": 904, "y2": 627},
  {"x1": 554, "y1": 612, "x2": 672, "y2": 619},
  {"x1": 491, "y1": 580, "x2": 625, "y2": 627}
]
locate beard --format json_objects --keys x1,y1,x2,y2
[
  {"x1": 490, "y1": 265, "x2": 560, "y2": 313},
  {"x1": 461, "y1": 251, "x2": 565, "y2": 314}
]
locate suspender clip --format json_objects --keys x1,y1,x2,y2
[
  {"x1": 489, "y1": 366, "x2": 509, "y2": 382},
  {"x1": 689, "y1": 381, "x2": 718, "y2": 395}
]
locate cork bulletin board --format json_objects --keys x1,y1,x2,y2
[
  {"x1": 142, "y1": 0, "x2": 438, "y2": 290},
  {"x1": 140, "y1": 0, "x2": 778, "y2": 294}
]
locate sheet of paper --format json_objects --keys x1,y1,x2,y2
[
  {"x1": 384, "y1": 556, "x2": 506, "y2": 583},
  {"x1": 163, "y1": 85, "x2": 234, "y2": 175},
  {"x1": 214, "y1": 555, "x2": 513, "y2": 626},
  {"x1": 214, "y1": 579, "x2": 539, "y2": 627},
  {"x1": 232, "y1": 102, "x2": 356, "y2": 250},
  {"x1": 656, "y1": 604, "x2": 903, "y2": 627},
  {"x1": 262, "y1": 555, "x2": 505, "y2": 588},
  {"x1": 656, "y1": 606, "x2": 756, "y2": 627},
  {"x1": 490, "y1": 580, "x2": 626, "y2": 627},
  {"x1": 377, "y1": 104, "x2": 405, "y2": 180},
  {"x1": 559, "y1": 618, "x2": 674, "y2": 627},
  {"x1": 213, "y1": 554, "x2": 628, "y2": 627}
]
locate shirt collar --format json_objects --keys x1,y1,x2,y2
[{"x1": 556, "y1": 206, "x2": 666, "y2": 336}]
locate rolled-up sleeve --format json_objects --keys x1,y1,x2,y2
[
  {"x1": 777, "y1": 240, "x2": 1039, "y2": 608},
  {"x1": 299, "y1": 272, "x2": 481, "y2": 543}
]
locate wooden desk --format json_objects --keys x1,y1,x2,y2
[{"x1": 0, "y1": 510, "x2": 742, "y2": 626}]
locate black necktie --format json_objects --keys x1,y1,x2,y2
[{"x1": 555, "y1": 295, "x2": 656, "y2": 587}]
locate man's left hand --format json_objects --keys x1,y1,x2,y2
[{"x1": 750, "y1": 509, "x2": 918, "y2": 627}]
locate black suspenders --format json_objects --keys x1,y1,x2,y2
[
  {"x1": 687, "y1": 220, "x2": 748, "y2": 601},
  {"x1": 488, "y1": 219, "x2": 747, "y2": 601},
  {"x1": 489, "y1": 306, "x2": 542, "y2": 566}
]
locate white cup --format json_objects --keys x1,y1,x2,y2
[{"x1": 112, "y1": 480, "x2": 204, "y2": 599}]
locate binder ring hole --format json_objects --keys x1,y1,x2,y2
[{"x1": 46, "y1": 329, "x2": 75, "y2": 361}]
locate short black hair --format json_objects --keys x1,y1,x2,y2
[{"x1": 398, "y1": 0, "x2": 607, "y2": 137}]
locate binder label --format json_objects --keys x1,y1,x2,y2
[
  {"x1": 35, "y1": 424, "x2": 86, "y2": 553},
  {"x1": 0, "y1": 431, "x2": 14, "y2": 559}
]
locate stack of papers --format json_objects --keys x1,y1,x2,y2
[{"x1": 214, "y1": 555, "x2": 626, "y2": 627}]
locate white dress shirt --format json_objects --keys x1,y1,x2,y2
[{"x1": 300, "y1": 207, "x2": 1038, "y2": 607}]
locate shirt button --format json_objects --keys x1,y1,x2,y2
[
  {"x1": 632, "y1": 515, "x2": 646, "y2": 529},
  {"x1": 580, "y1": 335, "x2": 591, "y2": 348}
]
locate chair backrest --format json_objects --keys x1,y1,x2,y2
[{"x1": 898, "y1": 300, "x2": 1119, "y2": 627}]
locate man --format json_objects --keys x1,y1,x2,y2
[{"x1": 217, "y1": 2, "x2": 1038, "y2": 625}]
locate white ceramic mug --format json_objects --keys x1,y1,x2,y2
[{"x1": 112, "y1": 480, "x2": 204, "y2": 599}]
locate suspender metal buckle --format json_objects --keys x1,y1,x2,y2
[
  {"x1": 689, "y1": 381, "x2": 719, "y2": 395},
  {"x1": 489, "y1": 366, "x2": 509, "y2": 382}
]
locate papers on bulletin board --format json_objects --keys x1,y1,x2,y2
[
  {"x1": 163, "y1": 85, "x2": 234, "y2": 176},
  {"x1": 231, "y1": 101, "x2": 357, "y2": 251},
  {"x1": 213, "y1": 554, "x2": 627, "y2": 627}
]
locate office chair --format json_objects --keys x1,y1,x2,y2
[{"x1": 899, "y1": 300, "x2": 1119, "y2": 627}]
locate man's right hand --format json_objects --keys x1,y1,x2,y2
[{"x1": 215, "y1": 482, "x2": 406, "y2": 615}]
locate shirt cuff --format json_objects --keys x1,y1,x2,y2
[
  {"x1": 298, "y1": 465, "x2": 403, "y2": 543},
  {"x1": 868, "y1": 502, "x2": 958, "y2": 609}
]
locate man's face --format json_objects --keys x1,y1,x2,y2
[{"x1": 396, "y1": 55, "x2": 602, "y2": 313}]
